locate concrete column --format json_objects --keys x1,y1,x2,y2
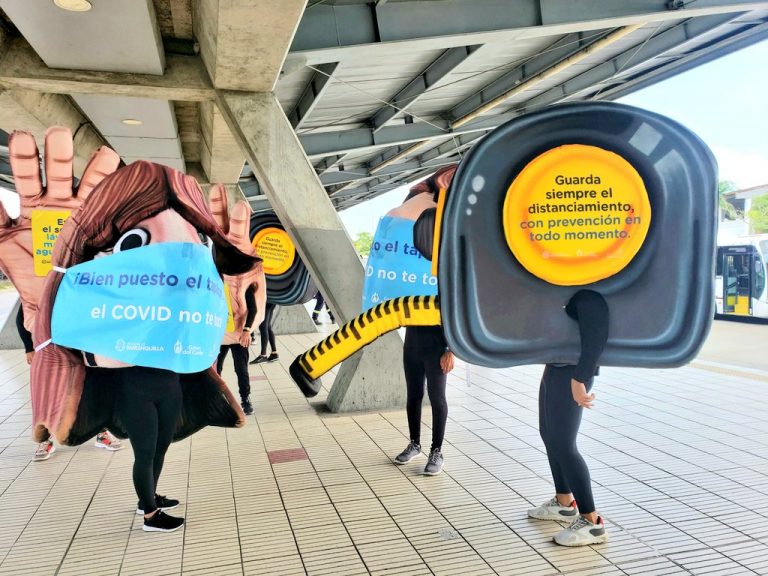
[
  {"x1": 216, "y1": 90, "x2": 407, "y2": 411},
  {"x1": 272, "y1": 305, "x2": 317, "y2": 335}
]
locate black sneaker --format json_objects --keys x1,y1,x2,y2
[
  {"x1": 266, "y1": 352, "x2": 279, "y2": 363},
  {"x1": 136, "y1": 494, "x2": 180, "y2": 515},
  {"x1": 424, "y1": 448, "x2": 444, "y2": 476},
  {"x1": 143, "y1": 510, "x2": 184, "y2": 533},
  {"x1": 241, "y1": 398, "x2": 254, "y2": 415},
  {"x1": 312, "y1": 315, "x2": 321, "y2": 325},
  {"x1": 394, "y1": 441, "x2": 422, "y2": 464},
  {"x1": 250, "y1": 355, "x2": 268, "y2": 364}
]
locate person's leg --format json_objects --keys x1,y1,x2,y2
[
  {"x1": 265, "y1": 303, "x2": 278, "y2": 359},
  {"x1": 117, "y1": 381, "x2": 159, "y2": 515},
  {"x1": 394, "y1": 346, "x2": 426, "y2": 464},
  {"x1": 216, "y1": 345, "x2": 229, "y2": 375},
  {"x1": 528, "y1": 366, "x2": 579, "y2": 521},
  {"x1": 312, "y1": 293, "x2": 324, "y2": 324},
  {"x1": 546, "y1": 372, "x2": 595, "y2": 517},
  {"x1": 231, "y1": 344, "x2": 251, "y2": 401},
  {"x1": 151, "y1": 375, "x2": 182, "y2": 496},
  {"x1": 424, "y1": 353, "x2": 447, "y2": 451}
]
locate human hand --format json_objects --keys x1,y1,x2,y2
[
  {"x1": 238, "y1": 330, "x2": 251, "y2": 348},
  {"x1": 571, "y1": 378, "x2": 595, "y2": 408},
  {"x1": 209, "y1": 185, "x2": 267, "y2": 343},
  {"x1": 0, "y1": 128, "x2": 119, "y2": 333},
  {"x1": 25, "y1": 351, "x2": 34, "y2": 365},
  {"x1": 440, "y1": 350, "x2": 454, "y2": 374}
]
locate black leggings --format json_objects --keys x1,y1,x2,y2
[
  {"x1": 403, "y1": 331, "x2": 447, "y2": 451},
  {"x1": 539, "y1": 364, "x2": 595, "y2": 514},
  {"x1": 258, "y1": 303, "x2": 277, "y2": 355},
  {"x1": 116, "y1": 367, "x2": 182, "y2": 515},
  {"x1": 216, "y1": 344, "x2": 250, "y2": 400}
]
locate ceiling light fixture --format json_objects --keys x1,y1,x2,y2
[
  {"x1": 121, "y1": 119, "x2": 143, "y2": 126},
  {"x1": 53, "y1": 0, "x2": 93, "y2": 12}
]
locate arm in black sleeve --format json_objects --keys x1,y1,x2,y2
[
  {"x1": 15, "y1": 306, "x2": 34, "y2": 354},
  {"x1": 565, "y1": 290, "x2": 610, "y2": 384},
  {"x1": 244, "y1": 285, "x2": 257, "y2": 329}
]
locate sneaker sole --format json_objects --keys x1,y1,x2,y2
[
  {"x1": 527, "y1": 510, "x2": 577, "y2": 522},
  {"x1": 393, "y1": 453, "x2": 423, "y2": 465},
  {"x1": 33, "y1": 454, "x2": 53, "y2": 461},
  {"x1": 142, "y1": 523, "x2": 184, "y2": 533},
  {"x1": 95, "y1": 443, "x2": 123, "y2": 451},
  {"x1": 423, "y1": 468, "x2": 443, "y2": 476},
  {"x1": 554, "y1": 533, "x2": 609, "y2": 546},
  {"x1": 136, "y1": 503, "x2": 179, "y2": 515}
]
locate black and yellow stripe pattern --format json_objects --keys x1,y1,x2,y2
[{"x1": 289, "y1": 295, "x2": 442, "y2": 397}]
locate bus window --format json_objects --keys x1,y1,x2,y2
[{"x1": 755, "y1": 254, "x2": 766, "y2": 298}]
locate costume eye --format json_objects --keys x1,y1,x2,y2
[
  {"x1": 198, "y1": 232, "x2": 213, "y2": 251},
  {"x1": 114, "y1": 228, "x2": 150, "y2": 253}
]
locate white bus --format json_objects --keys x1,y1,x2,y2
[{"x1": 715, "y1": 234, "x2": 768, "y2": 319}]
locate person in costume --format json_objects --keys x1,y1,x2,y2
[
  {"x1": 24, "y1": 148, "x2": 258, "y2": 532},
  {"x1": 250, "y1": 302, "x2": 278, "y2": 364},
  {"x1": 0, "y1": 128, "x2": 125, "y2": 462},
  {"x1": 386, "y1": 166, "x2": 457, "y2": 475},
  {"x1": 210, "y1": 186, "x2": 266, "y2": 416},
  {"x1": 527, "y1": 290, "x2": 610, "y2": 546}
]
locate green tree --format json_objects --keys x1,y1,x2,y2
[
  {"x1": 353, "y1": 231, "x2": 373, "y2": 256},
  {"x1": 748, "y1": 194, "x2": 768, "y2": 233},
  {"x1": 719, "y1": 180, "x2": 739, "y2": 220}
]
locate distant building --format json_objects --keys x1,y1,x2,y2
[{"x1": 719, "y1": 183, "x2": 768, "y2": 241}]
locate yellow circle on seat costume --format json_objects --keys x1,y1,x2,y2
[
  {"x1": 252, "y1": 227, "x2": 296, "y2": 275},
  {"x1": 503, "y1": 144, "x2": 651, "y2": 285}
]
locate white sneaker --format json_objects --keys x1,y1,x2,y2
[
  {"x1": 527, "y1": 497, "x2": 579, "y2": 521},
  {"x1": 95, "y1": 431, "x2": 123, "y2": 451},
  {"x1": 33, "y1": 440, "x2": 56, "y2": 461},
  {"x1": 554, "y1": 515, "x2": 609, "y2": 546}
]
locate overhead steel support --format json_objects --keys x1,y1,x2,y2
[
  {"x1": 587, "y1": 19, "x2": 768, "y2": 101},
  {"x1": 288, "y1": 62, "x2": 339, "y2": 129},
  {"x1": 215, "y1": 90, "x2": 408, "y2": 412},
  {"x1": 446, "y1": 31, "x2": 610, "y2": 123},
  {"x1": 288, "y1": 0, "x2": 768, "y2": 65},
  {"x1": 370, "y1": 45, "x2": 480, "y2": 131},
  {"x1": 523, "y1": 12, "x2": 764, "y2": 110}
]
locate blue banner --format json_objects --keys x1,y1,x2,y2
[
  {"x1": 51, "y1": 242, "x2": 228, "y2": 373},
  {"x1": 362, "y1": 216, "x2": 438, "y2": 310}
]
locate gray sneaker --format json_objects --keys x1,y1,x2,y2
[
  {"x1": 424, "y1": 448, "x2": 444, "y2": 475},
  {"x1": 394, "y1": 441, "x2": 422, "y2": 464},
  {"x1": 527, "y1": 497, "x2": 578, "y2": 521},
  {"x1": 554, "y1": 515, "x2": 609, "y2": 546}
]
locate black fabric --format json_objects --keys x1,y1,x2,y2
[
  {"x1": 258, "y1": 303, "x2": 277, "y2": 355},
  {"x1": 539, "y1": 364, "x2": 595, "y2": 514},
  {"x1": 312, "y1": 291, "x2": 325, "y2": 314},
  {"x1": 114, "y1": 367, "x2": 182, "y2": 515},
  {"x1": 565, "y1": 290, "x2": 610, "y2": 384},
  {"x1": 244, "y1": 285, "x2": 257, "y2": 329},
  {"x1": 403, "y1": 326, "x2": 448, "y2": 451},
  {"x1": 413, "y1": 208, "x2": 437, "y2": 261},
  {"x1": 216, "y1": 344, "x2": 250, "y2": 400},
  {"x1": 15, "y1": 306, "x2": 34, "y2": 353}
]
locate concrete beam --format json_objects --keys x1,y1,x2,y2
[
  {"x1": 199, "y1": 101, "x2": 245, "y2": 183},
  {"x1": 215, "y1": 90, "x2": 407, "y2": 411},
  {"x1": 0, "y1": 90, "x2": 109, "y2": 178},
  {"x1": 193, "y1": 0, "x2": 307, "y2": 91},
  {"x1": 0, "y1": 37, "x2": 215, "y2": 101}
]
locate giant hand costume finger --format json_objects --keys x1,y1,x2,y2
[
  {"x1": 0, "y1": 128, "x2": 120, "y2": 333},
  {"x1": 289, "y1": 102, "x2": 717, "y2": 396},
  {"x1": 209, "y1": 184, "x2": 267, "y2": 341},
  {"x1": 30, "y1": 158, "x2": 260, "y2": 444}
]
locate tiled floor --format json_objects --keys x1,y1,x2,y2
[{"x1": 1, "y1": 330, "x2": 767, "y2": 575}]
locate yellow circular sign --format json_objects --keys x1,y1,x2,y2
[
  {"x1": 503, "y1": 144, "x2": 651, "y2": 285},
  {"x1": 252, "y1": 227, "x2": 296, "y2": 275}
]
